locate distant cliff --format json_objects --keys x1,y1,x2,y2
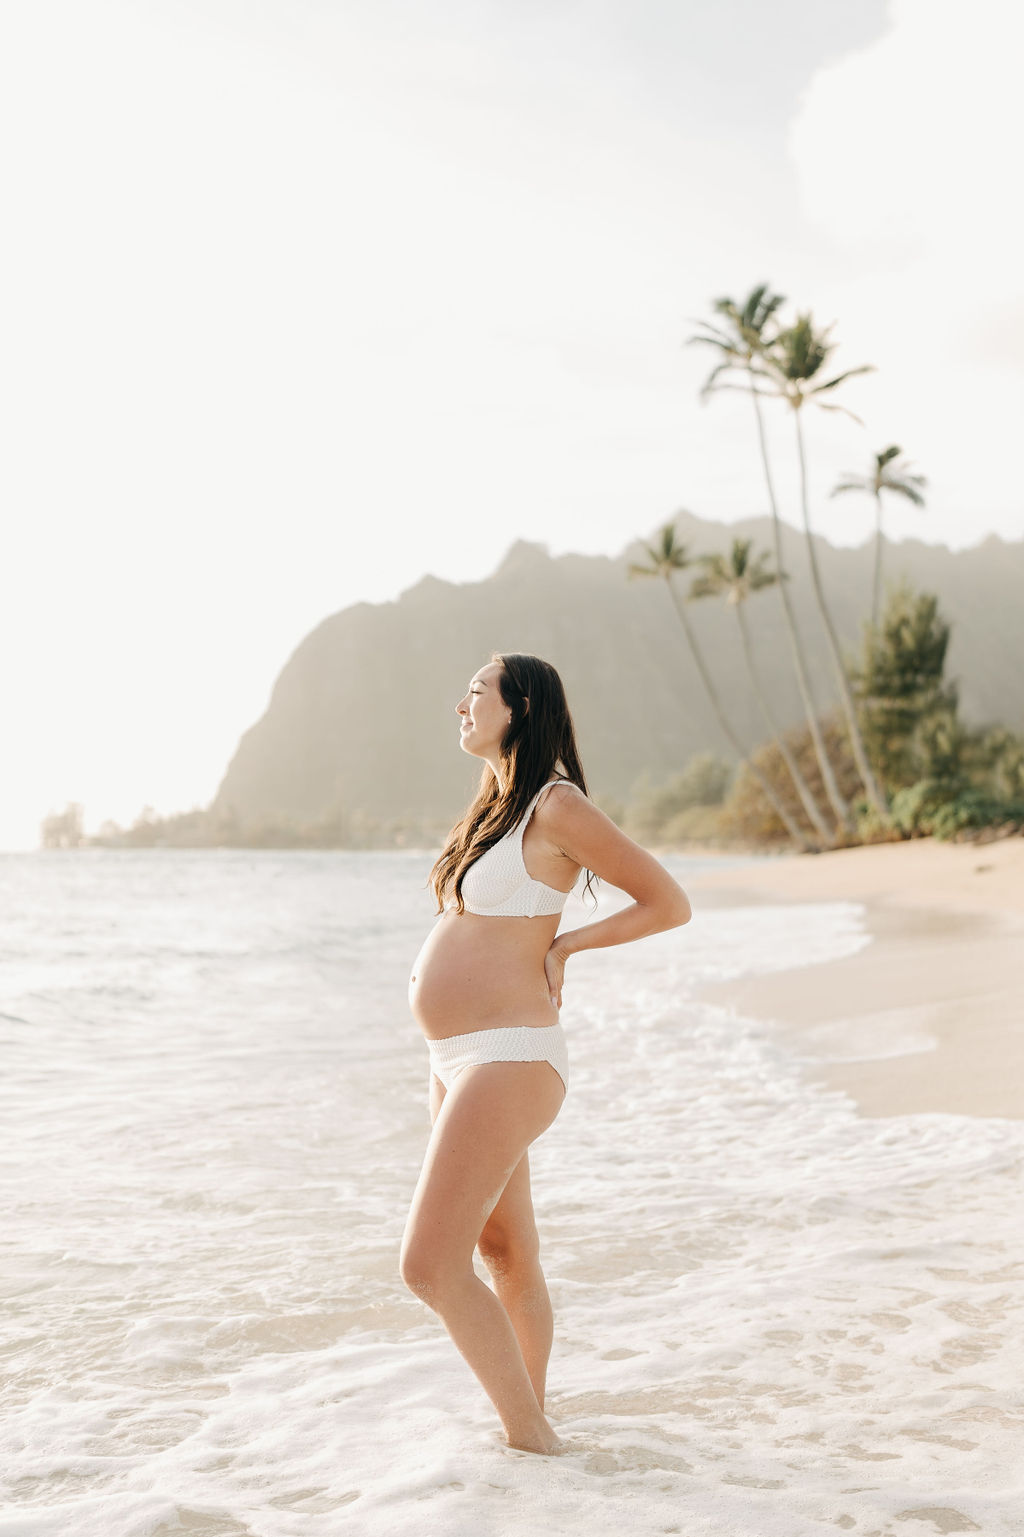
[{"x1": 211, "y1": 513, "x2": 1024, "y2": 830}]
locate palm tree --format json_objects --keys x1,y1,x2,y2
[
  {"x1": 687, "y1": 287, "x2": 853, "y2": 831},
  {"x1": 689, "y1": 538, "x2": 834, "y2": 845},
  {"x1": 629, "y1": 521, "x2": 815, "y2": 851},
  {"x1": 831, "y1": 445, "x2": 927, "y2": 630},
  {"x1": 762, "y1": 313, "x2": 887, "y2": 817}
]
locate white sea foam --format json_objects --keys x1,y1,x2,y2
[{"x1": 1, "y1": 851, "x2": 1021, "y2": 1537}]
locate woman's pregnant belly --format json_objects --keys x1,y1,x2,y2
[{"x1": 409, "y1": 910, "x2": 561, "y2": 1039}]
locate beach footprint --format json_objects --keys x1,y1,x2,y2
[
  {"x1": 894, "y1": 1508, "x2": 981, "y2": 1533},
  {"x1": 584, "y1": 1450, "x2": 620, "y2": 1474}
]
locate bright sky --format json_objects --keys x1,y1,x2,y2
[{"x1": 2, "y1": 0, "x2": 1022, "y2": 849}]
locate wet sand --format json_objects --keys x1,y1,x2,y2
[{"x1": 685, "y1": 836, "x2": 1024, "y2": 1120}]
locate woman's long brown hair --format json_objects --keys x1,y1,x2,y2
[{"x1": 429, "y1": 652, "x2": 598, "y2": 914}]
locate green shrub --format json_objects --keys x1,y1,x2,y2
[
  {"x1": 889, "y1": 778, "x2": 961, "y2": 836},
  {"x1": 890, "y1": 778, "x2": 1024, "y2": 839},
  {"x1": 929, "y1": 790, "x2": 1024, "y2": 840},
  {"x1": 854, "y1": 802, "x2": 906, "y2": 844}
]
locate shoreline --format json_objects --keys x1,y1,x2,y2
[{"x1": 682, "y1": 836, "x2": 1024, "y2": 1121}]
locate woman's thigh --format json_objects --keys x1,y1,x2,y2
[
  {"x1": 475, "y1": 1144, "x2": 539, "y2": 1265},
  {"x1": 430, "y1": 1074, "x2": 538, "y2": 1261},
  {"x1": 403, "y1": 1062, "x2": 564, "y2": 1278}
]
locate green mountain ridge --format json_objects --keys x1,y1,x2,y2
[{"x1": 211, "y1": 512, "x2": 1024, "y2": 830}]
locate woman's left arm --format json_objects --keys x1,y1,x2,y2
[{"x1": 541, "y1": 786, "x2": 692, "y2": 1007}]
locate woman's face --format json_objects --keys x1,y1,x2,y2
[{"x1": 456, "y1": 662, "x2": 510, "y2": 758}]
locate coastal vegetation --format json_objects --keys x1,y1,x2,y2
[
  {"x1": 688, "y1": 289, "x2": 855, "y2": 831},
  {"x1": 628, "y1": 525, "x2": 815, "y2": 850},
  {"x1": 640, "y1": 284, "x2": 1024, "y2": 849},
  {"x1": 41, "y1": 801, "x2": 456, "y2": 852},
  {"x1": 628, "y1": 576, "x2": 1024, "y2": 851}
]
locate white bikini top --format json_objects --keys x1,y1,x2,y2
[{"x1": 448, "y1": 779, "x2": 578, "y2": 918}]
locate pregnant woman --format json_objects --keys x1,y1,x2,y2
[{"x1": 402, "y1": 652, "x2": 692, "y2": 1455}]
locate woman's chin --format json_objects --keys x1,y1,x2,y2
[{"x1": 460, "y1": 739, "x2": 494, "y2": 761}]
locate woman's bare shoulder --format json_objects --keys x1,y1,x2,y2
[
  {"x1": 534, "y1": 781, "x2": 609, "y2": 836},
  {"x1": 546, "y1": 778, "x2": 587, "y2": 798},
  {"x1": 536, "y1": 779, "x2": 588, "y2": 816},
  {"x1": 535, "y1": 781, "x2": 687, "y2": 907}
]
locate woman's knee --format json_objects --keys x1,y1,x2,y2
[
  {"x1": 399, "y1": 1236, "x2": 465, "y2": 1303},
  {"x1": 398, "y1": 1236, "x2": 436, "y2": 1300},
  {"x1": 476, "y1": 1220, "x2": 541, "y2": 1275}
]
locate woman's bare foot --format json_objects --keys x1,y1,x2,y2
[{"x1": 505, "y1": 1421, "x2": 564, "y2": 1456}]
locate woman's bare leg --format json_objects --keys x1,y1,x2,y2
[
  {"x1": 401, "y1": 1061, "x2": 565, "y2": 1453},
  {"x1": 429, "y1": 1078, "x2": 555, "y2": 1410},
  {"x1": 475, "y1": 1151, "x2": 554, "y2": 1410}
]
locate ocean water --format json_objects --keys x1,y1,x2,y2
[{"x1": 1, "y1": 850, "x2": 1022, "y2": 1537}]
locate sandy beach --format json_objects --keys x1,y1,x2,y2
[{"x1": 686, "y1": 835, "x2": 1024, "y2": 1121}]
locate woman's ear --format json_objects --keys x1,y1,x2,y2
[{"x1": 522, "y1": 696, "x2": 529, "y2": 713}]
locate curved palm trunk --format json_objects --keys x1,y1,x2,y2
[
  {"x1": 664, "y1": 578, "x2": 814, "y2": 851},
  {"x1": 748, "y1": 377, "x2": 853, "y2": 831},
  {"x1": 793, "y1": 411, "x2": 887, "y2": 815},
  {"x1": 735, "y1": 603, "x2": 833, "y2": 846},
  {"x1": 872, "y1": 490, "x2": 884, "y2": 632}
]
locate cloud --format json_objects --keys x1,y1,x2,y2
[
  {"x1": 788, "y1": 0, "x2": 1024, "y2": 536},
  {"x1": 792, "y1": 0, "x2": 1024, "y2": 268}
]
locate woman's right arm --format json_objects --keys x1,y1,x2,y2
[{"x1": 543, "y1": 785, "x2": 692, "y2": 959}]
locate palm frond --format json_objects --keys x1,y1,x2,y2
[
  {"x1": 767, "y1": 313, "x2": 833, "y2": 382},
  {"x1": 630, "y1": 519, "x2": 694, "y2": 576},
  {"x1": 727, "y1": 537, "x2": 753, "y2": 575},
  {"x1": 745, "y1": 549, "x2": 777, "y2": 584},
  {"x1": 685, "y1": 326, "x2": 739, "y2": 353},
  {"x1": 742, "y1": 284, "x2": 786, "y2": 334},
  {"x1": 747, "y1": 568, "x2": 779, "y2": 593},
  {"x1": 733, "y1": 284, "x2": 787, "y2": 345},
  {"x1": 810, "y1": 365, "x2": 875, "y2": 394},
  {"x1": 886, "y1": 481, "x2": 927, "y2": 507},
  {"x1": 696, "y1": 551, "x2": 730, "y2": 579},
  {"x1": 699, "y1": 380, "x2": 776, "y2": 400},
  {"x1": 698, "y1": 358, "x2": 743, "y2": 399},
  {"x1": 830, "y1": 477, "x2": 869, "y2": 498},
  {"x1": 814, "y1": 400, "x2": 865, "y2": 425},
  {"x1": 688, "y1": 573, "x2": 719, "y2": 601}
]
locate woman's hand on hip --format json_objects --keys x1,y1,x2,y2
[{"x1": 544, "y1": 942, "x2": 570, "y2": 1009}]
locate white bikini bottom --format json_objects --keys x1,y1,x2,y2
[{"x1": 427, "y1": 1023, "x2": 569, "y2": 1098}]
